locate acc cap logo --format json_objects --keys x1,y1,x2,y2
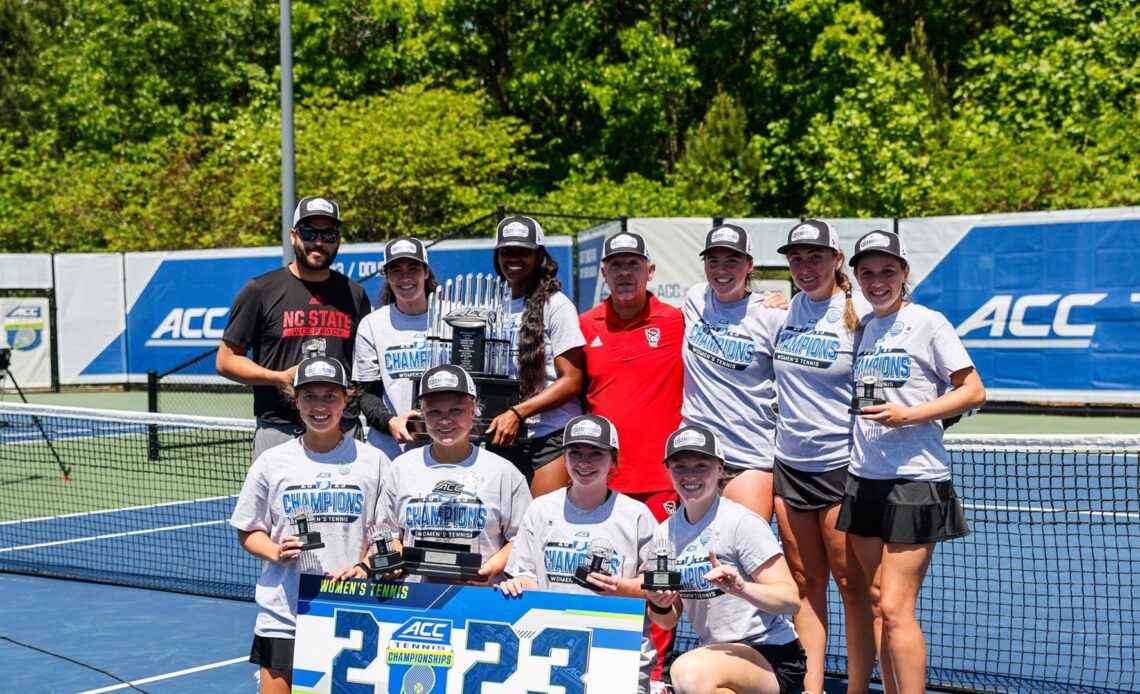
[
  {"x1": 502, "y1": 221, "x2": 530, "y2": 238},
  {"x1": 610, "y1": 234, "x2": 639, "y2": 250},
  {"x1": 389, "y1": 239, "x2": 417, "y2": 256},
  {"x1": 570, "y1": 419, "x2": 604, "y2": 438},
  {"x1": 305, "y1": 361, "x2": 337, "y2": 378},
  {"x1": 427, "y1": 371, "x2": 460, "y2": 389},
  {"x1": 710, "y1": 228, "x2": 740, "y2": 244},
  {"x1": 790, "y1": 224, "x2": 820, "y2": 242},
  {"x1": 673, "y1": 429, "x2": 706, "y2": 448},
  {"x1": 859, "y1": 233, "x2": 891, "y2": 251}
]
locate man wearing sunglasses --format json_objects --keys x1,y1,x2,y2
[{"x1": 217, "y1": 196, "x2": 372, "y2": 461}]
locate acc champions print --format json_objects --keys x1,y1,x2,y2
[{"x1": 291, "y1": 575, "x2": 643, "y2": 693}]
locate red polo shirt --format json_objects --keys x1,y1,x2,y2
[{"x1": 579, "y1": 293, "x2": 684, "y2": 494}]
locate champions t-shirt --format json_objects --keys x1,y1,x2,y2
[
  {"x1": 376, "y1": 445, "x2": 531, "y2": 583},
  {"x1": 506, "y1": 488, "x2": 658, "y2": 687},
  {"x1": 223, "y1": 267, "x2": 371, "y2": 423},
  {"x1": 654, "y1": 496, "x2": 797, "y2": 647},
  {"x1": 229, "y1": 437, "x2": 385, "y2": 639},
  {"x1": 773, "y1": 291, "x2": 870, "y2": 472},
  {"x1": 851, "y1": 303, "x2": 974, "y2": 482},
  {"x1": 681, "y1": 284, "x2": 786, "y2": 470},
  {"x1": 352, "y1": 304, "x2": 429, "y2": 459}
]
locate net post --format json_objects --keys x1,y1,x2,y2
[{"x1": 147, "y1": 370, "x2": 160, "y2": 460}]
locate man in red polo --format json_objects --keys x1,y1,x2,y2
[{"x1": 579, "y1": 230, "x2": 684, "y2": 687}]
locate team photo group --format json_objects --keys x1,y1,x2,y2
[{"x1": 221, "y1": 196, "x2": 986, "y2": 694}]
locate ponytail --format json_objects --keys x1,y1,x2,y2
[{"x1": 835, "y1": 268, "x2": 861, "y2": 333}]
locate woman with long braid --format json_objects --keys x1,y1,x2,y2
[{"x1": 485, "y1": 216, "x2": 586, "y2": 497}]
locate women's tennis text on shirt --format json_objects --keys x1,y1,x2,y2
[
  {"x1": 686, "y1": 322, "x2": 755, "y2": 370},
  {"x1": 775, "y1": 327, "x2": 841, "y2": 368},
  {"x1": 675, "y1": 552, "x2": 721, "y2": 600}
]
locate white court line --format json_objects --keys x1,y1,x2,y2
[
  {"x1": 0, "y1": 495, "x2": 238, "y2": 527},
  {"x1": 75, "y1": 656, "x2": 248, "y2": 694},
  {"x1": 0, "y1": 519, "x2": 229, "y2": 553},
  {"x1": 963, "y1": 502, "x2": 1140, "y2": 520}
]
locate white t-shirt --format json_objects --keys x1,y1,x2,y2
[
  {"x1": 655, "y1": 496, "x2": 797, "y2": 647},
  {"x1": 774, "y1": 291, "x2": 870, "y2": 472},
  {"x1": 230, "y1": 437, "x2": 386, "y2": 639},
  {"x1": 506, "y1": 488, "x2": 658, "y2": 690},
  {"x1": 506, "y1": 291, "x2": 586, "y2": 437},
  {"x1": 352, "y1": 304, "x2": 429, "y2": 459},
  {"x1": 376, "y1": 444, "x2": 532, "y2": 583},
  {"x1": 681, "y1": 284, "x2": 786, "y2": 470},
  {"x1": 851, "y1": 303, "x2": 974, "y2": 481}
]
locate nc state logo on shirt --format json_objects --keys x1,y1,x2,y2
[{"x1": 645, "y1": 327, "x2": 661, "y2": 348}]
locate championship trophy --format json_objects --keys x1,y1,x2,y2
[
  {"x1": 367, "y1": 530, "x2": 405, "y2": 576},
  {"x1": 291, "y1": 512, "x2": 325, "y2": 551},
  {"x1": 849, "y1": 369, "x2": 886, "y2": 415},
  {"x1": 640, "y1": 538, "x2": 683, "y2": 591},
  {"x1": 415, "y1": 273, "x2": 523, "y2": 444},
  {"x1": 572, "y1": 538, "x2": 616, "y2": 592}
]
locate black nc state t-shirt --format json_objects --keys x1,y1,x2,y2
[{"x1": 222, "y1": 267, "x2": 371, "y2": 423}]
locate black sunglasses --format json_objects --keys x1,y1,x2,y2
[{"x1": 296, "y1": 226, "x2": 341, "y2": 243}]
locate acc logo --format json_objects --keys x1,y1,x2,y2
[
  {"x1": 391, "y1": 618, "x2": 453, "y2": 644},
  {"x1": 956, "y1": 293, "x2": 1106, "y2": 348},
  {"x1": 4, "y1": 305, "x2": 45, "y2": 351},
  {"x1": 148, "y1": 307, "x2": 229, "y2": 346},
  {"x1": 432, "y1": 480, "x2": 466, "y2": 496}
]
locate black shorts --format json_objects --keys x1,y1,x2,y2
[
  {"x1": 773, "y1": 461, "x2": 848, "y2": 512},
  {"x1": 742, "y1": 638, "x2": 807, "y2": 694},
  {"x1": 249, "y1": 635, "x2": 294, "y2": 671},
  {"x1": 836, "y1": 475, "x2": 970, "y2": 544},
  {"x1": 487, "y1": 429, "x2": 564, "y2": 481}
]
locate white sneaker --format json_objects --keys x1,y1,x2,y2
[{"x1": 650, "y1": 681, "x2": 671, "y2": 694}]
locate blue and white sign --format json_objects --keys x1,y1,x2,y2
[
  {"x1": 291, "y1": 575, "x2": 643, "y2": 693},
  {"x1": 56, "y1": 239, "x2": 574, "y2": 383},
  {"x1": 910, "y1": 214, "x2": 1140, "y2": 403}
]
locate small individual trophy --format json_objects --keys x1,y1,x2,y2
[
  {"x1": 367, "y1": 530, "x2": 405, "y2": 576},
  {"x1": 641, "y1": 538, "x2": 683, "y2": 591},
  {"x1": 849, "y1": 374, "x2": 886, "y2": 415},
  {"x1": 291, "y1": 512, "x2": 324, "y2": 551},
  {"x1": 401, "y1": 539, "x2": 485, "y2": 582},
  {"x1": 572, "y1": 538, "x2": 616, "y2": 592}
]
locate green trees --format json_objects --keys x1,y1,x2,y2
[{"x1": 0, "y1": 0, "x2": 1135, "y2": 252}]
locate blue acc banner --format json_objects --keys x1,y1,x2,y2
[
  {"x1": 291, "y1": 575, "x2": 643, "y2": 693},
  {"x1": 76, "y1": 240, "x2": 574, "y2": 381},
  {"x1": 911, "y1": 217, "x2": 1140, "y2": 402}
]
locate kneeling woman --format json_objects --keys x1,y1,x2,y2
[
  {"x1": 647, "y1": 426, "x2": 805, "y2": 694},
  {"x1": 500, "y1": 414, "x2": 659, "y2": 692},
  {"x1": 230, "y1": 356, "x2": 386, "y2": 694},
  {"x1": 372, "y1": 364, "x2": 532, "y2": 584}
]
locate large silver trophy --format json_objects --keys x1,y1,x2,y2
[{"x1": 417, "y1": 273, "x2": 523, "y2": 445}]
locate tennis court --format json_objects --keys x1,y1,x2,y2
[{"x1": 1, "y1": 400, "x2": 1137, "y2": 692}]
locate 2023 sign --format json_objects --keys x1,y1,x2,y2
[{"x1": 291, "y1": 576, "x2": 643, "y2": 693}]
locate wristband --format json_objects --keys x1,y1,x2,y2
[
  {"x1": 355, "y1": 561, "x2": 370, "y2": 573},
  {"x1": 509, "y1": 406, "x2": 524, "y2": 422},
  {"x1": 647, "y1": 600, "x2": 674, "y2": 615}
]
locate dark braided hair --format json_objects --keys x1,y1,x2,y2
[{"x1": 495, "y1": 249, "x2": 562, "y2": 397}]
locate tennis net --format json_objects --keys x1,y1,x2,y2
[
  {"x1": 0, "y1": 401, "x2": 259, "y2": 599},
  {"x1": 1, "y1": 403, "x2": 1136, "y2": 692},
  {"x1": 672, "y1": 433, "x2": 1140, "y2": 694}
]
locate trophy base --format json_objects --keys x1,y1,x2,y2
[
  {"x1": 849, "y1": 396, "x2": 886, "y2": 415},
  {"x1": 297, "y1": 532, "x2": 325, "y2": 551},
  {"x1": 402, "y1": 543, "x2": 486, "y2": 582},
  {"x1": 641, "y1": 570, "x2": 683, "y2": 591},
  {"x1": 571, "y1": 566, "x2": 608, "y2": 592},
  {"x1": 368, "y1": 551, "x2": 405, "y2": 576}
]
